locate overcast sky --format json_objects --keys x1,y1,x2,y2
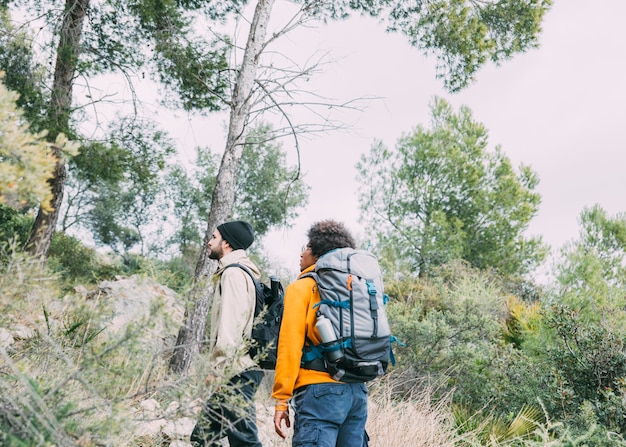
[{"x1": 151, "y1": 0, "x2": 626, "y2": 278}]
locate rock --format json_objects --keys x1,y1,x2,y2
[
  {"x1": 134, "y1": 418, "x2": 167, "y2": 437},
  {"x1": 169, "y1": 441, "x2": 193, "y2": 447},
  {"x1": 139, "y1": 398, "x2": 162, "y2": 419},
  {"x1": 86, "y1": 276, "x2": 184, "y2": 354},
  {"x1": 170, "y1": 439, "x2": 192, "y2": 447},
  {"x1": 11, "y1": 324, "x2": 36, "y2": 340},
  {"x1": 164, "y1": 400, "x2": 181, "y2": 417},
  {"x1": 73, "y1": 285, "x2": 89, "y2": 297},
  {"x1": 0, "y1": 328, "x2": 14, "y2": 349},
  {"x1": 162, "y1": 417, "x2": 195, "y2": 440}
]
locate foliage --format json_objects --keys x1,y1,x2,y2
[
  {"x1": 8, "y1": 0, "x2": 235, "y2": 113},
  {"x1": 555, "y1": 206, "x2": 626, "y2": 318},
  {"x1": 0, "y1": 10, "x2": 48, "y2": 132},
  {"x1": 502, "y1": 295, "x2": 542, "y2": 348},
  {"x1": 165, "y1": 123, "x2": 309, "y2": 253},
  {"x1": 0, "y1": 245, "x2": 207, "y2": 446},
  {"x1": 538, "y1": 303, "x2": 626, "y2": 433},
  {"x1": 141, "y1": 255, "x2": 196, "y2": 294},
  {"x1": 63, "y1": 117, "x2": 176, "y2": 255},
  {"x1": 127, "y1": 0, "x2": 239, "y2": 112},
  {"x1": 357, "y1": 97, "x2": 547, "y2": 277},
  {"x1": 47, "y1": 232, "x2": 123, "y2": 286},
  {"x1": 308, "y1": 0, "x2": 552, "y2": 92},
  {"x1": 165, "y1": 149, "x2": 220, "y2": 255},
  {"x1": 235, "y1": 124, "x2": 309, "y2": 235},
  {"x1": 0, "y1": 240, "x2": 58, "y2": 325},
  {"x1": 517, "y1": 207, "x2": 626, "y2": 436},
  {"x1": 0, "y1": 75, "x2": 76, "y2": 212},
  {"x1": 0, "y1": 203, "x2": 33, "y2": 249},
  {"x1": 453, "y1": 403, "x2": 541, "y2": 445},
  {"x1": 386, "y1": 262, "x2": 547, "y2": 417}
]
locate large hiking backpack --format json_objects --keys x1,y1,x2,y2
[
  {"x1": 223, "y1": 264, "x2": 284, "y2": 370},
  {"x1": 301, "y1": 247, "x2": 396, "y2": 382}
]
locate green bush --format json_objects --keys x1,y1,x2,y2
[
  {"x1": 0, "y1": 203, "x2": 33, "y2": 249},
  {"x1": 149, "y1": 255, "x2": 195, "y2": 293},
  {"x1": 47, "y1": 232, "x2": 123, "y2": 285},
  {"x1": 48, "y1": 232, "x2": 100, "y2": 283},
  {"x1": 539, "y1": 303, "x2": 626, "y2": 434},
  {"x1": 386, "y1": 262, "x2": 548, "y2": 419}
]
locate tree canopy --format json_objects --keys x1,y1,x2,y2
[
  {"x1": 554, "y1": 205, "x2": 626, "y2": 319},
  {"x1": 165, "y1": 123, "x2": 308, "y2": 256},
  {"x1": 357, "y1": 97, "x2": 547, "y2": 277},
  {"x1": 304, "y1": 0, "x2": 552, "y2": 92}
]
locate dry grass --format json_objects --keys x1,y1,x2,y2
[
  {"x1": 253, "y1": 375, "x2": 460, "y2": 447},
  {"x1": 366, "y1": 381, "x2": 459, "y2": 447}
]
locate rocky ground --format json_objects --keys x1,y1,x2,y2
[{"x1": 1, "y1": 275, "x2": 290, "y2": 446}]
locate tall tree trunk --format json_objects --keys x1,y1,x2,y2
[
  {"x1": 169, "y1": 0, "x2": 276, "y2": 374},
  {"x1": 27, "y1": 0, "x2": 90, "y2": 259}
]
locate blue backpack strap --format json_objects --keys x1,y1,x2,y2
[
  {"x1": 365, "y1": 279, "x2": 379, "y2": 337},
  {"x1": 313, "y1": 300, "x2": 350, "y2": 310},
  {"x1": 388, "y1": 336, "x2": 406, "y2": 366},
  {"x1": 298, "y1": 271, "x2": 352, "y2": 372}
]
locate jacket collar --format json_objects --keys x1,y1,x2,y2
[
  {"x1": 298, "y1": 263, "x2": 316, "y2": 278},
  {"x1": 218, "y1": 249, "x2": 247, "y2": 269}
]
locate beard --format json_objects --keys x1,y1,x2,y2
[{"x1": 208, "y1": 246, "x2": 222, "y2": 260}]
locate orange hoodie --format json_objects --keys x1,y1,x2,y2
[{"x1": 272, "y1": 264, "x2": 337, "y2": 411}]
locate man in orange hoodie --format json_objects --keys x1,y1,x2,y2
[{"x1": 272, "y1": 220, "x2": 369, "y2": 446}]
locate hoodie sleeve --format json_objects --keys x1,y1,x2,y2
[{"x1": 271, "y1": 277, "x2": 312, "y2": 411}]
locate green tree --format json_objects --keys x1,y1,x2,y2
[
  {"x1": 386, "y1": 262, "x2": 547, "y2": 418},
  {"x1": 313, "y1": 0, "x2": 552, "y2": 92},
  {"x1": 555, "y1": 205, "x2": 626, "y2": 315},
  {"x1": 62, "y1": 117, "x2": 175, "y2": 256},
  {"x1": 357, "y1": 97, "x2": 547, "y2": 277},
  {"x1": 235, "y1": 124, "x2": 309, "y2": 235},
  {"x1": 165, "y1": 123, "x2": 308, "y2": 256},
  {"x1": 522, "y1": 207, "x2": 626, "y2": 434},
  {"x1": 0, "y1": 10, "x2": 48, "y2": 132},
  {"x1": 4, "y1": 0, "x2": 234, "y2": 259}
]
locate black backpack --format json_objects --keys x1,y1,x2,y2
[{"x1": 223, "y1": 263, "x2": 284, "y2": 370}]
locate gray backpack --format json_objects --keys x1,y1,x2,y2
[{"x1": 301, "y1": 247, "x2": 396, "y2": 382}]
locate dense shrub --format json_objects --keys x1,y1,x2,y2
[
  {"x1": 538, "y1": 303, "x2": 626, "y2": 434},
  {"x1": 48, "y1": 232, "x2": 124, "y2": 285},
  {"x1": 129, "y1": 254, "x2": 195, "y2": 293},
  {"x1": 0, "y1": 203, "x2": 33, "y2": 249},
  {"x1": 386, "y1": 262, "x2": 548, "y2": 418}
]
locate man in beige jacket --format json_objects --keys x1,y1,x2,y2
[{"x1": 191, "y1": 220, "x2": 264, "y2": 447}]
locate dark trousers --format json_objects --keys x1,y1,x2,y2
[{"x1": 191, "y1": 369, "x2": 264, "y2": 447}]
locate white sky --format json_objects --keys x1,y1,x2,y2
[{"x1": 140, "y1": 0, "x2": 626, "y2": 277}]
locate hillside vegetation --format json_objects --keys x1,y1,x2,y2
[{"x1": 3, "y1": 210, "x2": 626, "y2": 447}]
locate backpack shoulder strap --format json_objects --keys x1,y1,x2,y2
[
  {"x1": 223, "y1": 263, "x2": 256, "y2": 282},
  {"x1": 222, "y1": 263, "x2": 262, "y2": 317}
]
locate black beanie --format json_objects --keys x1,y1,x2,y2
[{"x1": 217, "y1": 221, "x2": 254, "y2": 250}]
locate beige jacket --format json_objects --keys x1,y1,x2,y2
[{"x1": 208, "y1": 249, "x2": 261, "y2": 376}]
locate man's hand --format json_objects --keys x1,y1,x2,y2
[{"x1": 274, "y1": 409, "x2": 291, "y2": 439}]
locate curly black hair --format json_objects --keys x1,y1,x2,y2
[{"x1": 307, "y1": 220, "x2": 356, "y2": 257}]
